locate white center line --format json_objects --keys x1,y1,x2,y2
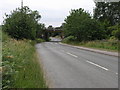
[
  {"x1": 67, "y1": 52, "x2": 78, "y2": 58},
  {"x1": 86, "y1": 60, "x2": 109, "y2": 71}
]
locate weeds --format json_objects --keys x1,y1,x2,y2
[
  {"x1": 62, "y1": 38, "x2": 118, "y2": 51},
  {"x1": 2, "y1": 32, "x2": 46, "y2": 89}
]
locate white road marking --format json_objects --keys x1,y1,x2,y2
[
  {"x1": 116, "y1": 73, "x2": 118, "y2": 75},
  {"x1": 86, "y1": 60, "x2": 109, "y2": 71},
  {"x1": 67, "y1": 52, "x2": 78, "y2": 58}
]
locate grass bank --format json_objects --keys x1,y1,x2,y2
[
  {"x1": 62, "y1": 39, "x2": 118, "y2": 52},
  {"x1": 2, "y1": 31, "x2": 47, "y2": 89}
]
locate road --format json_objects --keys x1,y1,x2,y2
[
  {"x1": 50, "y1": 37, "x2": 62, "y2": 42},
  {"x1": 36, "y1": 41, "x2": 118, "y2": 88}
]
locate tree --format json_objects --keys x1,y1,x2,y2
[
  {"x1": 63, "y1": 8, "x2": 104, "y2": 41},
  {"x1": 36, "y1": 23, "x2": 46, "y2": 38},
  {"x1": 93, "y1": 2, "x2": 120, "y2": 39},
  {"x1": 94, "y1": 2, "x2": 120, "y2": 26},
  {"x1": 2, "y1": 6, "x2": 41, "y2": 40},
  {"x1": 47, "y1": 25, "x2": 54, "y2": 30},
  {"x1": 108, "y1": 24, "x2": 120, "y2": 40},
  {"x1": 47, "y1": 25, "x2": 54, "y2": 37}
]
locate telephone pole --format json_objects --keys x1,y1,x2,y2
[{"x1": 21, "y1": 0, "x2": 23, "y2": 8}]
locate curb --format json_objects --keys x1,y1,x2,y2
[{"x1": 59, "y1": 42, "x2": 118, "y2": 57}]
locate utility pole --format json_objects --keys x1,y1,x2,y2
[{"x1": 21, "y1": 0, "x2": 23, "y2": 8}]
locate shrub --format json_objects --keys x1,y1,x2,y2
[
  {"x1": 62, "y1": 36, "x2": 76, "y2": 43},
  {"x1": 36, "y1": 38, "x2": 45, "y2": 43},
  {"x1": 112, "y1": 28, "x2": 120, "y2": 40},
  {"x1": 109, "y1": 24, "x2": 120, "y2": 40}
]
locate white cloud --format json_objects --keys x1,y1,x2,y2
[{"x1": 0, "y1": 0, "x2": 95, "y2": 27}]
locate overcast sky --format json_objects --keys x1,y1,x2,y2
[{"x1": 0, "y1": 0, "x2": 95, "y2": 27}]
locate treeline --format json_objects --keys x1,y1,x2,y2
[
  {"x1": 63, "y1": 2, "x2": 120, "y2": 41},
  {"x1": 2, "y1": 2, "x2": 120, "y2": 41},
  {"x1": 2, "y1": 6, "x2": 45, "y2": 40}
]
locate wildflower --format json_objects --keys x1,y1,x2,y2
[{"x1": 6, "y1": 55, "x2": 14, "y2": 59}]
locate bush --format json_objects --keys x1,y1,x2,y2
[
  {"x1": 62, "y1": 36, "x2": 76, "y2": 43},
  {"x1": 36, "y1": 38, "x2": 45, "y2": 43},
  {"x1": 112, "y1": 28, "x2": 120, "y2": 40},
  {"x1": 109, "y1": 36, "x2": 117, "y2": 41},
  {"x1": 109, "y1": 24, "x2": 120, "y2": 40}
]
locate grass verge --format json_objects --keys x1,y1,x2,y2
[
  {"x1": 62, "y1": 40, "x2": 118, "y2": 52},
  {"x1": 2, "y1": 32, "x2": 47, "y2": 89}
]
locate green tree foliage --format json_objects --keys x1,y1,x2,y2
[
  {"x1": 94, "y1": 2, "x2": 120, "y2": 39},
  {"x1": 47, "y1": 25, "x2": 53, "y2": 37},
  {"x1": 94, "y1": 2, "x2": 120, "y2": 26},
  {"x1": 63, "y1": 8, "x2": 104, "y2": 41},
  {"x1": 108, "y1": 24, "x2": 120, "y2": 40},
  {"x1": 36, "y1": 23, "x2": 46, "y2": 38},
  {"x1": 2, "y1": 6, "x2": 41, "y2": 40}
]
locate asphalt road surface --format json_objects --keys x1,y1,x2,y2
[
  {"x1": 50, "y1": 37, "x2": 62, "y2": 42},
  {"x1": 36, "y1": 41, "x2": 118, "y2": 88}
]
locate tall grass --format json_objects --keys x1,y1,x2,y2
[
  {"x1": 2, "y1": 32, "x2": 46, "y2": 89},
  {"x1": 62, "y1": 38, "x2": 118, "y2": 51},
  {"x1": 82, "y1": 40, "x2": 118, "y2": 51}
]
